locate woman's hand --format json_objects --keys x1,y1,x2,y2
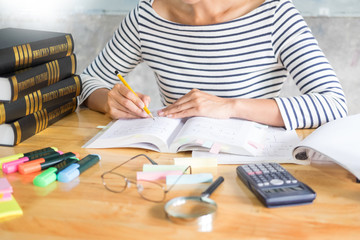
[
  {"x1": 106, "y1": 83, "x2": 151, "y2": 119},
  {"x1": 157, "y1": 89, "x2": 235, "y2": 119}
]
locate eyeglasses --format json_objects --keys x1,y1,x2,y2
[{"x1": 101, "y1": 154, "x2": 192, "y2": 203}]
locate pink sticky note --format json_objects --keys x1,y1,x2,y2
[
  {"x1": 137, "y1": 170, "x2": 183, "y2": 181},
  {"x1": 209, "y1": 143, "x2": 222, "y2": 154},
  {"x1": 0, "y1": 192, "x2": 12, "y2": 201},
  {"x1": 0, "y1": 178, "x2": 13, "y2": 201}
]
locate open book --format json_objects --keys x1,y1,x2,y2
[
  {"x1": 292, "y1": 114, "x2": 360, "y2": 181},
  {"x1": 83, "y1": 116, "x2": 267, "y2": 156}
]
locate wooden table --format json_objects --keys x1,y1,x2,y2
[{"x1": 1, "y1": 109, "x2": 359, "y2": 240}]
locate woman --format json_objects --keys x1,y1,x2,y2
[{"x1": 80, "y1": 0, "x2": 347, "y2": 130}]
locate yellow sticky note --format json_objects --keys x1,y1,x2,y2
[
  {"x1": 173, "y1": 157, "x2": 218, "y2": 168},
  {"x1": 0, "y1": 196, "x2": 23, "y2": 221}
]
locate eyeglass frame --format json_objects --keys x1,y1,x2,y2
[{"x1": 101, "y1": 154, "x2": 192, "y2": 203}]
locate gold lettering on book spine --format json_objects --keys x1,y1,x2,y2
[
  {"x1": 36, "y1": 110, "x2": 42, "y2": 133},
  {"x1": 37, "y1": 90, "x2": 43, "y2": 111},
  {"x1": 13, "y1": 46, "x2": 19, "y2": 68},
  {"x1": 25, "y1": 96, "x2": 30, "y2": 115},
  {"x1": 55, "y1": 60, "x2": 60, "y2": 83},
  {"x1": 11, "y1": 76, "x2": 19, "y2": 101},
  {"x1": 29, "y1": 93, "x2": 34, "y2": 114},
  {"x1": 47, "y1": 61, "x2": 54, "y2": 85},
  {"x1": 74, "y1": 76, "x2": 81, "y2": 96},
  {"x1": 72, "y1": 98, "x2": 77, "y2": 111},
  {"x1": 46, "y1": 62, "x2": 52, "y2": 85},
  {"x1": 0, "y1": 103, "x2": 5, "y2": 124},
  {"x1": 17, "y1": 46, "x2": 24, "y2": 67},
  {"x1": 44, "y1": 109, "x2": 49, "y2": 129},
  {"x1": 65, "y1": 35, "x2": 72, "y2": 56},
  {"x1": 34, "y1": 110, "x2": 40, "y2": 133},
  {"x1": 34, "y1": 91, "x2": 39, "y2": 113},
  {"x1": 22, "y1": 45, "x2": 28, "y2": 66},
  {"x1": 27, "y1": 44, "x2": 33, "y2": 65},
  {"x1": 14, "y1": 121, "x2": 22, "y2": 145},
  {"x1": 37, "y1": 110, "x2": 44, "y2": 132},
  {"x1": 70, "y1": 54, "x2": 75, "y2": 74}
]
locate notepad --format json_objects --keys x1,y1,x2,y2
[{"x1": 83, "y1": 116, "x2": 266, "y2": 156}]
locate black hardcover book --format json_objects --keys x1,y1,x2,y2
[
  {"x1": 0, "y1": 54, "x2": 77, "y2": 102},
  {"x1": 0, "y1": 98, "x2": 78, "y2": 146},
  {"x1": 0, "y1": 28, "x2": 74, "y2": 74},
  {"x1": 0, "y1": 75, "x2": 81, "y2": 124}
]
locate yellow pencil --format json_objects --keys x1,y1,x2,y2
[{"x1": 115, "y1": 70, "x2": 154, "y2": 119}]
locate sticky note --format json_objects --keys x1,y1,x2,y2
[
  {"x1": 173, "y1": 157, "x2": 217, "y2": 168},
  {"x1": 166, "y1": 173, "x2": 213, "y2": 185},
  {"x1": 209, "y1": 143, "x2": 222, "y2": 154},
  {"x1": 137, "y1": 170, "x2": 183, "y2": 181},
  {"x1": 143, "y1": 164, "x2": 188, "y2": 172},
  {"x1": 202, "y1": 141, "x2": 213, "y2": 148},
  {"x1": 0, "y1": 178, "x2": 13, "y2": 201},
  {"x1": 0, "y1": 196, "x2": 23, "y2": 220}
]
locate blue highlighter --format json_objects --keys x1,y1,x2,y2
[{"x1": 57, "y1": 154, "x2": 100, "y2": 182}]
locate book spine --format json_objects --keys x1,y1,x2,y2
[
  {"x1": 0, "y1": 34, "x2": 74, "y2": 74},
  {"x1": 10, "y1": 98, "x2": 78, "y2": 146},
  {"x1": 0, "y1": 75, "x2": 82, "y2": 124},
  {"x1": 9, "y1": 54, "x2": 77, "y2": 101}
]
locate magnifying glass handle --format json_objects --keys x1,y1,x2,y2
[{"x1": 201, "y1": 176, "x2": 224, "y2": 198}]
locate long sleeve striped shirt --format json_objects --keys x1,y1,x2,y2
[{"x1": 80, "y1": 0, "x2": 348, "y2": 130}]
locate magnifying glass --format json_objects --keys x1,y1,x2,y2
[{"x1": 164, "y1": 176, "x2": 224, "y2": 232}]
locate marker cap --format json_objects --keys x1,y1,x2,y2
[
  {"x1": 18, "y1": 159, "x2": 44, "y2": 174},
  {"x1": 0, "y1": 153, "x2": 24, "y2": 165},
  {"x1": 57, "y1": 154, "x2": 100, "y2": 182},
  {"x1": 78, "y1": 154, "x2": 100, "y2": 174},
  {"x1": 57, "y1": 163, "x2": 80, "y2": 183},
  {"x1": 33, "y1": 167, "x2": 57, "y2": 187},
  {"x1": 2, "y1": 157, "x2": 29, "y2": 174}
]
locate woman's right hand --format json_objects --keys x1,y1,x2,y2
[{"x1": 106, "y1": 83, "x2": 151, "y2": 119}]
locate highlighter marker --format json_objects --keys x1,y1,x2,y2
[
  {"x1": 0, "y1": 147, "x2": 58, "y2": 165},
  {"x1": 33, "y1": 157, "x2": 79, "y2": 187},
  {"x1": 18, "y1": 152, "x2": 79, "y2": 175},
  {"x1": 2, "y1": 151, "x2": 64, "y2": 174},
  {"x1": 57, "y1": 154, "x2": 100, "y2": 183}
]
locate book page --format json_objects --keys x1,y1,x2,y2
[
  {"x1": 170, "y1": 117, "x2": 266, "y2": 156},
  {"x1": 192, "y1": 126, "x2": 307, "y2": 165},
  {"x1": 83, "y1": 117, "x2": 184, "y2": 151},
  {"x1": 293, "y1": 114, "x2": 360, "y2": 179}
]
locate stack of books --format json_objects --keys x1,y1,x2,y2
[{"x1": 0, "y1": 28, "x2": 82, "y2": 146}]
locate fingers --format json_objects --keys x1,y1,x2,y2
[
  {"x1": 157, "y1": 89, "x2": 232, "y2": 119},
  {"x1": 158, "y1": 89, "x2": 200, "y2": 118},
  {"x1": 107, "y1": 84, "x2": 151, "y2": 119}
]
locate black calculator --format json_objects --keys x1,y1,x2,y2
[{"x1": 236, "y1": 163, "x2": 316, "y2": 208}]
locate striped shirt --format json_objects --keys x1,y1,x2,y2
[{"x1": 80, "y1": 0, "x2": 348, "y2": 130}]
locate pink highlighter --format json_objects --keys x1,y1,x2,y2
[{"x1": 2, "y1": 151, "x2": 63, "y2": 174}]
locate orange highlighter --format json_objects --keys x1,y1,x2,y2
[{"x1": 18, "y1": 152, "x2": 79, "y2": 175}]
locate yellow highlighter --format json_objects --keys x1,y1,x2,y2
[{"x1": 115, "y1": 70, "x2": 154, "y2": 120}]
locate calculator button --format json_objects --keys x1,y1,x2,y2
[{"x1": 270, "y1": 179, "x2": 284, "y2": 186}]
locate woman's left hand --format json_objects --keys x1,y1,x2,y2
[{"x1": 157, "y1": 89, "x2": 235, "y2": 119}]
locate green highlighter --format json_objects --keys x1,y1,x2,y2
[{"x1": 33, "y1": 157, "x2": 78, "y2": 187}]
